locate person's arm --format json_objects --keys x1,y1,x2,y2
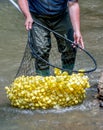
[
  {"x1": 18, "y1": 0, "x2": 33, "y2": 30},
  {"x1": 68, "y1": 1, "x2": 84, "y2": 48}
]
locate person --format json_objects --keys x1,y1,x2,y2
[{"x1": 18, "y1": 0, "x2": 84, "y2": 76}]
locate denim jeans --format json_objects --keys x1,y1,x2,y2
[{"x1": 29, "y1": 11, "x2": 77, "y2": 76}]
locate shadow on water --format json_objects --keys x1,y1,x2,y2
[{"x1": 0, "y1": 0, "x2": 103, "y2": 130}]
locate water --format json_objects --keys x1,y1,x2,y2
[{"x1": 0, "y1": 0, "x2": 103, "y2": 130}]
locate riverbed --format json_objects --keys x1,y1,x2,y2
[{"x1": 0, "y1": 0, "x2": 103, "y2": 130}]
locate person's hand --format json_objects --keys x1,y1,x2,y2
[
  {"x1": 73, "y1": 31, "x2": 84, "y2": 49},
  {"x1": 25, "y1": 16, "x2": 34, "y2": 30}
]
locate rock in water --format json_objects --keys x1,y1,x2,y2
[{"x1": 97, "y1": 72, "x2": 103, "y2": 107}]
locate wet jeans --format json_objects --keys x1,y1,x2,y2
[{"x1": 29, "y1": 11, "x2": 77, "y2": 76}]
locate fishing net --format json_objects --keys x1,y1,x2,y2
[{"x1": 5, "y1": 23, "x2": 97, "y2": 109}]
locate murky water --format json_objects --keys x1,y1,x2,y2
[{"x1": 0, "y1": 0, "x2": 103, "y2": 130}]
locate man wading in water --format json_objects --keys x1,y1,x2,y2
[{"x1": 18, "y1": 0, "x2": 84, "y2": 76}]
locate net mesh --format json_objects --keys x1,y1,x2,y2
[{"x1": 16, "y1": 41, "x2": 35, "y2": 77}]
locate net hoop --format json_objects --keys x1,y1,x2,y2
[{"x1": 28, "y1": 21, "x2": 97, "y2": 74}]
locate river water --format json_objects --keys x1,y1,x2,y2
[{"x1": 0, "y1": 0, "x2": 103, "y2": 130}]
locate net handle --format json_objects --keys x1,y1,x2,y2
[{"x1": 29, "y1": 24, "x2": 97, "y2": 73}]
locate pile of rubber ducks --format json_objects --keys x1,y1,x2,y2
[{"x1": 5, "y1": 68, "x2": 90, "y2": 109}]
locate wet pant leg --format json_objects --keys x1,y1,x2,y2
[
  {"x1": 30, "y1": 16, "x2": 51, "y2": 76},
  {"x1": 52, "y1": 12, "x2": 77, "y2": 74}
]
